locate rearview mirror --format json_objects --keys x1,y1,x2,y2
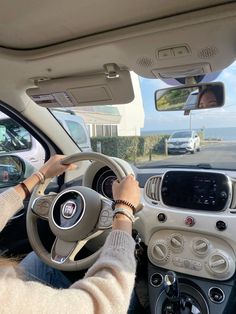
[{"x1": 155, "y1": 82, "x2": 224, "y2": 111}]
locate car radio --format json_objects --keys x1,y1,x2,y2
[{"x1": 161, "y1": 171, "x2": 231, "y2": 211}]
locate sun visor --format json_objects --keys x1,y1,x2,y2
[{"x1": 26, "y1": 67, "x2": 134, "y2": 107}]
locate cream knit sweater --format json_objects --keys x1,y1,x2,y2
[{"x1": 0, "y1": 188, "x2": 136, "y2": 314}]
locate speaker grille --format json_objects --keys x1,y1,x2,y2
[
  {"x1": 136, "y1": 56, "x2": 154, "y2": 68},
  {"x1": 198, "y1": 46, "x2": 218, "y2": 59}
]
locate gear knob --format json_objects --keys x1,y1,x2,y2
[{"x1": 164, "y1": 271, "x2": 180, "y2": 302}]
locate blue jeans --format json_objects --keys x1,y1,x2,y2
[
  {"x1": 20, "y1": 252, "x2": 142, "y2": 313},
  {"x1": 20, "y1": 252, "x2": 72, "y2": 288}
]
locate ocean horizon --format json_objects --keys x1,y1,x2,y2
[{"x1": 141, "y1": 127, "x2": 236, "y2": 141}]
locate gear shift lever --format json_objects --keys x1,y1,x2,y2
[{"x1": 164, "y1": 271, "x2": 180, "y2": 302}]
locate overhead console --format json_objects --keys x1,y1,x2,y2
[{"x1": 161, "y1": 171, "x2": 231, "y2": 211}]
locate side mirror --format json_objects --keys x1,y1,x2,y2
[
  {"x1": 155, "y1": 82, "x2": 224, "y2": 111},
  {"x1": 0, "y1": 155, "x2": 35, "y2": 188}
]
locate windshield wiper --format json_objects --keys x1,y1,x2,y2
[
  {"x1": 140, "y1": 163, "x2": 212, "y2": 169},
  {"x1": 195, "y1": 163, "x2": 212, "y2": 169}
]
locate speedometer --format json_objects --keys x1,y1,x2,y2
[
  {"x1": 92, "y1": 167, "x2": 117, "y2": 199},
  {"x1": 101, "y1": 175, "x2": 117, "y2": 199}
]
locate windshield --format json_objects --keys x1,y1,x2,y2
[
  {"x1": 170, "y1": 132, "x2": 192, "y2": 139},
  {"x1": 49, "y1": 61, "x2": 236, "y2": 171}
]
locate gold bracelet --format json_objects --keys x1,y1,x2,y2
[
  {"x1": 113, "y1": 208, "x2": 135, "y2": 223},
  {"x1": 34, "y1": 171, "x2": 45, "y2": 184}
]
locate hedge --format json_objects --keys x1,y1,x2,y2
[{"x1": 91, "y1": 135, "x2": 169, "y2": 161}]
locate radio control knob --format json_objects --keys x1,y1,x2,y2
[
  {"x1": 207, "y1": 251, "x2": 229, "y2": 277},
  {"x1": 169, "y1": 233, "x2": 184, "y2": 252},
  {"x1": 220, "y1": 191, "x2": 227, "y2": 199},
  {"x1": 192, "y1": 238, "x2": 210, "y2": 256},
  {"x1": 151, "y1": 240, "x2": 169, "y2": 264}
]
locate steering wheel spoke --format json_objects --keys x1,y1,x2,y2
[
  {"x1": 31, "y1": 195, "x2": 56, "y2": 220},
  {"x1": 51, "y1": 238, "x2": 78, "y2": 264},
  {"x1": 51, "y1": 229, "x2": 104, "y2": 264},
  {"x1": 97, "y1": 198, "x2": 113, "y2": 230}
]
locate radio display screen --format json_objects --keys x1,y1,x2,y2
[{"x1": 161, "y1": 171, "x2": 230, "y2": 211}]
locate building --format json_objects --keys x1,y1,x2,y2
[{"x1": 74, "y1": 72, "x2": 144, "y2": 137}]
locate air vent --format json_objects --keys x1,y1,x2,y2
[
  {"x1": 229, "y1": 179, "x2": 236, "y2": 212},
  {"x1": 145, "y1": 176, "x2": 162, "y2": 202}
]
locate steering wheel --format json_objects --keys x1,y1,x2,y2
[{"x1": 26, "y1": 152, "x2": 127, "y2": 271}]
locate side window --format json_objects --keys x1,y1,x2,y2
[
  {"x1": 64, "y1": 120, "x2": 88, "y2": 145},
  {"x1": 0, "y1": 112, "x2": 45, "y2": 170},
  {"x1": 0, "y1": 119, "x2": 32, "y2": 152}
]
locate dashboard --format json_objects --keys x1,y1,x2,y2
[{"x1": 80, "y1": 159, "x2": 236, "y2": 283}]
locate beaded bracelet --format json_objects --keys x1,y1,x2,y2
[{"x1": 112, "y1": 199, "x2": 136, "y2": 212}]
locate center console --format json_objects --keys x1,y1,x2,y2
[
  {"x1": 148, "y1": 265, "x2": 236, "y2": 314},
  {"x1": 143, "y1": 170, "x2": 236, "y2": 313}
]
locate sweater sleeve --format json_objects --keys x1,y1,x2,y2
[
  {"x1": 0, "y1": 188, "x2": 24, "y2": 232},
  {"x1": 0, "y1": 230, "x2": 136, "y2": 314}
]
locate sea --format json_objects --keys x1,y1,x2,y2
[{"x1": 141, "y1": 127, "x2": 236, "y2": 141}]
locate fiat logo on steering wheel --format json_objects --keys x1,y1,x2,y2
[{"x1": 61, "y1": 201, "x2": 77, "y2": 219}]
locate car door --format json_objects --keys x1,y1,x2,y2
[{"x1": 0, "y1": 109, "x2": 57, "y2": 257}]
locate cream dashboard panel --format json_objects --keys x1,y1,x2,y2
[{"x1": 134, "y1": 168, "x2": 236, "y2": 281}]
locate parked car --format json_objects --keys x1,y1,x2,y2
[
  {"x1": 167, "y1": 130, "x2": 200, "y2": 154},
  {"x1": 0, "y1": 110, "x2": 91, "y2": 169},
  {"x1": 183, "y1": 90, "x2": 199, "y2": 110},
  {"x1": 52, "y1": 109, "x2": 92, "y2": 152},
  {"x1": 0, "y1": 164, "x2": 18, "y2": 182}
]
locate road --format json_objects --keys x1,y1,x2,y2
[{"x1": 140, "y1": 142, "x2": 236, "y2": 169}]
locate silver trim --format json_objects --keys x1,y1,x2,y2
[
  {"x1": 10, "y1": 210, "x2": 24, "y2": 220},
  {"x1": 150, "y1": 272, "x2": 163, "y2": 287},
  {"x1": 51, "y1": 189, "x2": 86, "y2": 230},
  {"x1": 101, "y1": 174, "x2": 116, "y2": 198},
  {"x1": 31, "y1": 195, "x2": 55, "y2": 220},
  {"x1": 51, "y1": 240, "x2": 77, "y2": 264},
  {"x1": 208, "y1": 286, "x2": 225, "y2": 304},
  {"x1": 96, "y1": 168, "x2": 116, "y2": 199}
]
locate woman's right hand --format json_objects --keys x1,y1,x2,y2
[
  {"x1": 112, "y1": 175, "x2": 141, "y2": 210},
  {"x1": 39, "y1": 155, "x2": 77, "y2": 179}
]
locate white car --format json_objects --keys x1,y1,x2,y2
[
  {"x1": 167, "y1": 130, "x2": 200, "y2": 154},
  {"x1": 183, "y1": 90, "x2": 199, "y2": 110},
  {"x1": 0, "y1": 110, "x2": 91, "y2": 169}
]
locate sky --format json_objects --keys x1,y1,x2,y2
[{"x1": 139, "y1": 61, "x2": 236, "y2": 131}]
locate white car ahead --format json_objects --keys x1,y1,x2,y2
[{"x1": 167, "y1": 130, "x2": 200, "y2": 154}]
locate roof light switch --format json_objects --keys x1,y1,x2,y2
[
  {"x1": 173, "y1": 46, "x2": 190, "y2": 57},
  {"x1": 158, "y1": 49, "x2": 173, "y2": 59}
]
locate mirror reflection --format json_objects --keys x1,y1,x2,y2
[
  {"x1": 0, "y1": 155, "x2": 24, "y2": 187},
  {"x1": 155, "y1": 82, "x2": 224, "y2": 111}
]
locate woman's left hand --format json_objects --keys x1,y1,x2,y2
[{"x1": 39, "y1": 155, "x2": 77, "y2": 179}]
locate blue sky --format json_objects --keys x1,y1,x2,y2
[{"x1": 139, "y1": 61, "x2": 236, "y2": 131}]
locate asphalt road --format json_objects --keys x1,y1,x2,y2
[{"x1": 140, "y1": 142, "x2": 236, "y2": 169}]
